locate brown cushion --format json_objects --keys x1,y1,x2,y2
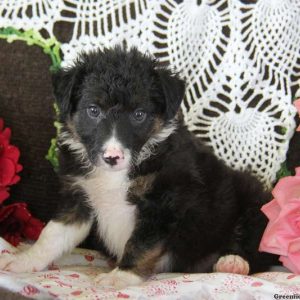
[{"x1": 0, "y1": 40, "x2": 60, "y2": 222}]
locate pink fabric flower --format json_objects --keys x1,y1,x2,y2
[
  {"x1": 259, "y1": 168, "x2": 300, "y2": 273},
  {"x1": 295, "y1": 99, "x2": 300, "y2": 131}
]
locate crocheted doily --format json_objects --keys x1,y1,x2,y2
[{"x1": 1, "y1": 0, "x2": 300, "y2": 186}]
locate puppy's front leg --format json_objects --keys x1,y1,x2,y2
[
  {"x1": 95, "y1": 222, "x2": 164, "y2": 289},
  {"x1": 0, "y1": 219, "x2": 92, "y2": 272}
]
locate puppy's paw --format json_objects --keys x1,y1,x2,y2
[
  {"x1": 0, "y1": 252, "x2": 46, "y2": 273},
  {"x1": 94, "y1": 268, "x2": 143, "y2": 289},
  {"x1": 214, "y1": 254, "x2": 249, "y2": 275}
]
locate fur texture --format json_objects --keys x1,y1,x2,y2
[{"x1": 0, "y1": 47, "x2": 278, "y2": 287}]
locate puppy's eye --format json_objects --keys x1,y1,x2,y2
[
  {"x1": 87, "y1": 105, "x2": 101, "y2": 119},
  {"x1": 133, "y1": 109, "x2": 147, "y2": 123}
]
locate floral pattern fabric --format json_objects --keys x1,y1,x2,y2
[{"x1": 0, "y1": 238, "x2": 299, "y2": 299}]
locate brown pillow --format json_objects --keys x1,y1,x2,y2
[{"x1": 0, "y1": 40, "x2": 60, "y2": 222}]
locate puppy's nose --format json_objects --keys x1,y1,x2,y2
[{"x1": 103, "y1": 148, "x2": 124, "y2": 166}]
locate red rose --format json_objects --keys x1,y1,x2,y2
[
  {"x1": 0, "y1": 203, "x2": 44, "y2": 246},
  {"x1": 0, "y1": 119, "x2": 23, "y2": 204}
]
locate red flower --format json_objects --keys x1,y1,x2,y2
[
  {"x1": 0, "y1": 119, "x2": 23, "y2": 204},
  {"x1": 84, "y1": 254, "x2": 95, "y2": 261},
  {"x1": 0, "y1": 202, "x2": 44, "y2": 246}
]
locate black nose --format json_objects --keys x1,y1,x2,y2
[{"x1": 103, "y1": 156, "x2": 120, "y2": 166}]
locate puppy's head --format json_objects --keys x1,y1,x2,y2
[{"x1": 53, "y1": 47, "x2": 185, "y2": 172}]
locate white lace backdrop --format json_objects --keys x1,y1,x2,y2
[{"x1": 0, "y1": 0, "x2": 299, "y2": 187}]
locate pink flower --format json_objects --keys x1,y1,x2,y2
[
  {"x1": 295, "y1": 99, "x2": 300, "y2": 132},
  {"x1": 259, "y1": 168, "x2": 300, "y2": 273}
]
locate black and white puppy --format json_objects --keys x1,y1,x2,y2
[{"x1": 0, "y1": 47, "x2": 277, "y2": 288}]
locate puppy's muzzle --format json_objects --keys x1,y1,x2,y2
[{"x1": 103, "y1": 147, "x2": 125, "y2": 166}]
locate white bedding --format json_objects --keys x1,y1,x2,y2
[{"x1": 0, "y1": 238, "x2": 299, "y2": 299}]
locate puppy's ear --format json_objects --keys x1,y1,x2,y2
[
  {"x1": 158, "y1": 69, "x2": 185, "y2": 120},
  {"x1": 52, "y1": 67, "x2": 80, "y2": 120}
]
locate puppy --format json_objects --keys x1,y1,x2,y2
[{"x1": 0, "y1": 47, "x2": 277, "y2": 288}]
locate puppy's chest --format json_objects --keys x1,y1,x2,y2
[
  {"x1": 81, "y1": 170, "x2": 135, "y2": 260},
  {"x1": 80, "y1": 171, "x2": 156, "y2": 260}
]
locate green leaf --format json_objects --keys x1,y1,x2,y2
[{"x1": 276, "y1": 162, "x2": 292, "y2": 180}]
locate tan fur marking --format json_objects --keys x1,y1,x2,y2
[
  {"x1": 66, "y1": 119, "x2": 80, "y2": 140},
  {"x1": 132, "y1": 246, "x2": 164, "y2": 276},
  {"x1": 55, "y1": 204, "x2": 86, "y2": 224},
  {"x1": 129, "y1": 173, "x2": 156, "y2": 198},
  {"x1": 152, "y1": 117, "x2": 164, "y2": 134}
]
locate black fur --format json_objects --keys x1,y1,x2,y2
[{"x1": 52, "y1": 46, "x2": 278, "y2": 276}]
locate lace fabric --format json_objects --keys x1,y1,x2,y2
[{"x1": 0, "y1": 0, "x2": 299, "y2": 186}]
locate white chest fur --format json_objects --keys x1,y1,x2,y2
[{"x1": 75, "y1": 169, "x2": 136, "y2": 261}]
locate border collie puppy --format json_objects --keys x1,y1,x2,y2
[{"x1": 0, "y1": 47, "x2": 277, "y2": 288}]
